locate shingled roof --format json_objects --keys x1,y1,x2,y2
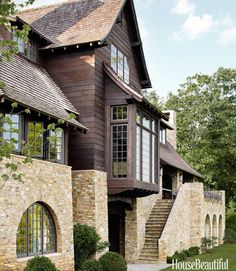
[
  {"x1": 17, "y1": 0, "x2": 125, "y2": 47},
  {"x1": 160, "y1": 142, "x2": 203, "y2": 178},
  {"x1": 0, "y1": 51, "x2": 87, "y2": 131}
]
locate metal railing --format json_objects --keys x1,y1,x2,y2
[{"x1": 204, "y1": 190, "x2": 222, "y2": 202}]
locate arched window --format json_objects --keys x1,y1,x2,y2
[{"x1": 17, "y1": 202, "x2": 56, "y2": 258}]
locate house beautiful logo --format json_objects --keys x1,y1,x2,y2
[{"x1": 172, "y1": 258, "x2": 229, "y2": 270}]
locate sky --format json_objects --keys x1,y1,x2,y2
[{"x1": 15, "y1": 0, "x2": 236, "y2": 97}]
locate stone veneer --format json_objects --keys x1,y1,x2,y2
[
  {"x1": 72, "y1": 170, "x2": 108, "y2": 254},
  {"x1": 158, "y1": 182, "x2": 225, "y2": 261},
  {"x1": 0, "y1": 155, "x2": 74, "y2": 271}
]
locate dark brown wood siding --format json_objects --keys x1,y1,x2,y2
[{"x1": 43, "y1": 50, "x2": 102, "y2": 170}]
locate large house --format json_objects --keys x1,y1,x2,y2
[{"x1": 0, "y1": 0, "x2": 225, "y2": 270}]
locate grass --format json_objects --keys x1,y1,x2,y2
[{"x1": 162, "y1": 243, "x2": 236, "y2": 271}]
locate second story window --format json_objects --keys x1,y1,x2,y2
[
  {"x1": 2, "y1": 114, "x2": 21, "y2": 151},
  {"x1": 111, "y1": 44, "x2": 130, "y2": 84},
  {"x1": 49, "y1": 130, "x2": 64, "y2": 162},
  {"x1": 160, "y1": 127, "x2": 166, "y2": 144},
  {"x1": 27, "y1": 122, "x2": 43, "y2": 157},
  {"x1": 111, "y1": 105, "x2": 128, "y2": 178},
  {"x1": 15, "y1": 37, "x2": 38, "y2": 63}
]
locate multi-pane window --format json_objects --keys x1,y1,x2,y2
[
  {"x1": 111, "y1": 105, "x2": 128, "y2": 178},
  {"x1": 111, "y1": 44, "x2": 130, "y2": 84},
  {"x1": 2, "y1": 114, "x2": 20, "y2": 150},
  {"x1": 27, "y1": 122, "x2": 43, "y2": 157},
  {"x1": 17, "y1": 202, "x2": 56, "y2": 258},
  {"x1": 14, "y1": 37, "x2": 38, "y2": 62},
  {"x1": 136, "y1": 109, "x2": 158, "y2": 183},
  {"x1": 160, "y1": 127, "x2": 166, "y2": 144},
  {"x1": 49, "y1": 130, "x2": 64, "y2": 162},
  {"x1": 112, "y1": 106, "x2": 128, "y2": 120}
]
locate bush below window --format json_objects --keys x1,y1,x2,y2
[
  {"x1": 24, "y1": 256, "x2": 59, "y2": 271},
  {"x1": 167, "y1": 246, "x2": 200, "y2": 263}
]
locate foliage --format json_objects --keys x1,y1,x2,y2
[
  {"x1": 142, "y1": 89, "x2": 165, "y2": 110},
  {"x1": 80, "y1": 259, "x2": 103, "y2": 271},
  {"x1": 163, "y1": 243, "x2": 236, "y2": 271},
  {"x1": 225, "y1": 202, "x2": 236, "y2": 243},
  {"x1": 99, "y1": 252, "x2": 127, "y2": 271},
  {"x1": 24, "y1": 256, "x2": 59, "y2": 271},
  {"x1": 73, "y1": 223, "x2": 109, "y2": 270},
  {"x1": 166, "y1": 68, "x2": 236, "y2": 204},
  {"x1": 201, "y1": 237, "x2": 217, "y2": 253},
  {"x1": 167, "y1": 246, "x2": 200, "y2": 263}
]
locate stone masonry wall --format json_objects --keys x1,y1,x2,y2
[
  {"x1": 0, "y1": 155, "x2": 74, "y2": 271},
  {"x1": 125, "y1": 193, "x2": 160, "y2": 262},
  {"x1": 72, "y1": 170, "x2": 108, "y2": 248},
  {"x1": 158, "y1": 183, "x2": 225, "y2": 261}
]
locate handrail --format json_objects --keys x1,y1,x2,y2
[{"x1": 204, "y1": 190, "x2": 222, "y2": 202}]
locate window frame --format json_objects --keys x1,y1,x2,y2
[
  {"x1": 110, "y1": 43, "x2": 130, "y2": 84},
  {"x1": 16, "y1": 202, "x2": 57, "y2": 258},
  {"x1": 110, "y1": 105, "x2": 129, "y2": 179},
  {"x1": 48, "y1": 129, "x2": 65, "y2": 163},
  {"x1": 136, "y1": 109, "x2": 158, "y2": 184},
  {"x1": 26, "y1": 121, "x2": 44, "y2": 158}
]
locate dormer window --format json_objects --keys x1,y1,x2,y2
[
  {"x1": 111, "y1": 44, "x2": 130, "y2": 84},
  {"x1": 15, "y1": 37, "x2": 38, "y2": 63},
  {"x1": 160, "y1": 127, "x2": 166, "y2": 144}
]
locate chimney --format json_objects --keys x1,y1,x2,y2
[{"x1": 163, "y1": 110, "x2": 177, "y2": 149}]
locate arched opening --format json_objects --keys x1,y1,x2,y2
[
  {"x1": 205, "y1": 215, "x2": 211, "y2": 239},
  {"x1": 16, "y1": 202, "x2": 56, "y2": 258},
  {"x1": 218, "y1": 215, "x2": 223, "y2": 244},
  {"x1": 212, "y1": 215, "x2": 217, "y2": 245},
  {"x1": 162, "y1": 174, "x2": 172, "y2": 199}
]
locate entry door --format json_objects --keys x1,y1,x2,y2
[{"x1": 108, "y1": 214, "x2": 120, "y2": 253}]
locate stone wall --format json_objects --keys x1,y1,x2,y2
[
  {"x1": 158, "y1": 182, "x2": 225, "y2": 261},
  {"x1": 0, "y1": 155, "x2": 74, "y2": 271},
  {"x1": 125, "y1": 193, "x2": 160, "y2": 262},
  {"x1": 72, "y1": 170, "x2": 108, "y2": 248}
]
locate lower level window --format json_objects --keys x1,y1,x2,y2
[
  {"x1": 16, "y1": 203, "x2": 56, "y2": 258},
  {"x1": 112, "y1": 125, "x2": 128, "y2": 178}
]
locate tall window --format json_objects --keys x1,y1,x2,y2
[
  {"x1": 17, "y1": 202, "x2": 56, "y2": 258},
  {"x1": 136, "y1": 110, "x2": 158, "y2": 183},
  {"x1": 2, "y1": 114, "x2": 21, "y2": 151},
  {"x1": 160, "y1": 127, "x2": 166, "y2": 144},
  {"x1": 27, "y1": 122, "x2": 43, "y2": 157},
  {"x1": 111, "y1": 44, "x2": 130, "y2": 84},
  {"x1": 14, "y1": 37, "x2": 38, "y2": 62},
  {"x1": 111, "y1": 105, "x2": 128, "y2": 178},
  {"x1": 49, "y1": 130, "x2": 64, "y2": 162}
]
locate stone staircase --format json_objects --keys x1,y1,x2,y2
[{"x1": 138, "y1": 199, "x2": 174, "y2": 263}]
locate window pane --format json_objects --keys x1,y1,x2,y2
[
  {"x1": 136, "y1": 126, "x2": 141, "y2": 181},
  {"x1": 112, "y1": 106, "x2": 128, "y2": 120},
  {"x1": 111, "y1": 44, "x2": 118, "y2": 72},
  {"x1": 136, "y1": 110, "x2": 141, "y2": 124},
  {"x1": 3, "y1": 114, "x2": 20, "y2": 150},
  {"x1": 49, "y1": 130, "x2": 64, "y2": 162},
  {"x1": 124, "y1": 56, "x2": 130, "y2": 84},
  {"x1": 112, "y1": 125, "x2": 128, "y2": 178},
  {"x1": 27, "y1": 122, "x2": 43, "y2": 157},
  {"x1": 142, "y1": 130, "x2": 151, "y2": 182},
  {"x1": 143, "y1": 113, "x2": 151, "y2": 129},
  {"x1": 152, "y1": 135, "x2": 157, "y2": 183},
  {"x1": 117, "y1": 50, "x2": 124, "y2": 80},
  {"x1": 16, "y1": 203, "x2": 56, "y2": 257}
]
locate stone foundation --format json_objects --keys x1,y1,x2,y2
[
  {"x1": 158, "y1": 182, "x2": 225, "y2": 261},
  {"x1": 0, "y1": 155, "x2": 74, "y2": 271},
  {"x1": 72, "y1": 170, "x2": 108, "y2": 252}
]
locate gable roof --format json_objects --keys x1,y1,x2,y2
[
  {"x1": 160, "y1": 142, "x2": 203, "y2": 178},
  {"x1": 17, "y1": 0, "x2": 151, "y2": 88},
  {"x1": 0, "y1": 51, "x2": 87, "y2": 131},
  {"x1": 17, "y1": 0, "x2": 125, "y2": 47}
]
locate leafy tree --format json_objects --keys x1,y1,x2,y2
[
  {"x1": 142, "y1": 89, "x2": 165, "y2": 110},
  {"x1": 166, "y1": 68, "x2": 236, "y2": 204}
]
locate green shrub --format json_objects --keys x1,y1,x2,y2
[
  {"x1": 24, "y1": 256, "x2": 59, "y2": 271},
  {"x1": 74, "y1": 224, "x2": 107, "y2": 270},
  {"x1": 74, "y1": 223, "x2": 108, "y2": 270},
  {"x1": 80, "y1": 259, "x2": 103, "y2": 271},
  {"x1": 186, "y1": 246, "x2": 200, "y2": 257},
  {"x1": 224, "y1": 228, "x2": 236, "y2": 243},
  {"x1": 171, "y1": 251, "x2": 187, "y2": 262},
  {"x1": 99, "y1": 252, "x2": 127, "y2": 271}
]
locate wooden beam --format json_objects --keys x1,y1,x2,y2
[{"x1": 131, "y1": 41, "x2": 142, "y2": 47}]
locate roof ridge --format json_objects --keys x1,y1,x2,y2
[{"x1": 17, "y1": 0, "x2": 77, "y2": 14}]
